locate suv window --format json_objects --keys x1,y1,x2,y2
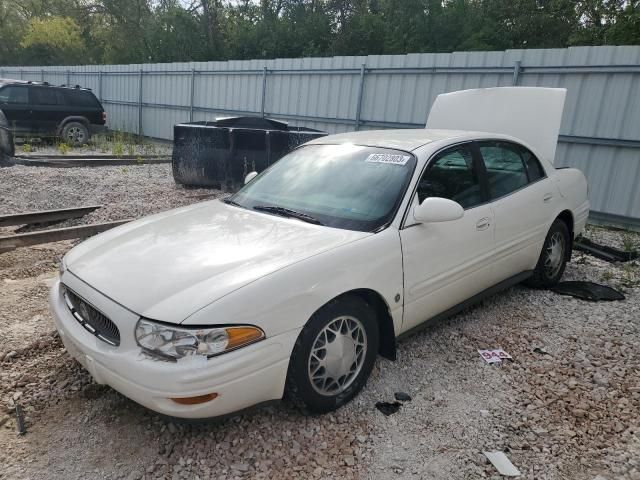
[
  {"x1": 418, "y1": 145, "x2": 483, "y2": 209},
  {"x1": 0, "y1": 86, "x2": 28, "y2": 104},
  {"x1": 61, "y1": 90, "x2": 100, "y2": 108},
  {"x1": 479, "y1": 142, "x2": 529, "y2": 199},
  {"x1": 30, "y1": 87, "x2": 59, "y2": 105}
]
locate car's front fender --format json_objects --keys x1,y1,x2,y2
[{"x1": 182, "y1": 228, "x2": 405, "y2": 340}]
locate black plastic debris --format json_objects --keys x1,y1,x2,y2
[
  {"x1": 171, "y1": 116, "x2": 327, "y2": 190},
  {"x1": 574, "y1": 236, "x2": 639, "y2": 263},
  {"x1": 552, "y1": 281, "x2": 625, "y2": 302},
  {"x1": 394, "y1": 392, "x2": 412, "y2": 402},
  {"x1": 375, "y1": 401, "x2": 402, "y2": 416},
  {"x1": 532, "y1": 346, "x2": 550, "y2": 355},
  {"x1": 0, "y1": 109, "x2": 15, "y2": 165},
  {"x1": 15, "y1": 404, "x2": 26, "y2": 435}
]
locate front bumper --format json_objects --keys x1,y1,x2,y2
[{"x1": 49, "y1": 276, "x2": 299, "y2": 418}]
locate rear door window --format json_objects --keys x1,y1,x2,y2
[
  {"x1": 518, "y1": 145, "x2": 546, "y2": 182},
  {"x1": 0, "y1": 86, "x2": 28, "y2": 104},
  {"x1": 30, "y1": 87, "x2": 59, "y2": 105},
  {"x1": 478, "y1": 142, "x2": 529, "y2": 199}
]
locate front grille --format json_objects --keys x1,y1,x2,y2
[{"x1": 62, "y1": 286, "x2": 120, "y2": 346}]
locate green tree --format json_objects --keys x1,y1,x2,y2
[{"x1": 20, "y1": 16, "x2": 86, "y2": 65}]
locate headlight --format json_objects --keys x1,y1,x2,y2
[{"x1": 135, "y1": 318, "x2": 264, "y2": 360}]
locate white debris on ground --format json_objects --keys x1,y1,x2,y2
[{"x1": 1, "y1": 164, "x2": 639, "y2": 480}]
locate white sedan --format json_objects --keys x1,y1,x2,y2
[{"x1": 50, "y1": 87, "x2": 589, "y2": 418}]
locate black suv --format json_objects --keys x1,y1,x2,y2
[{"x1": 0, "y1": 79, "x2": 106, "y2": 146}]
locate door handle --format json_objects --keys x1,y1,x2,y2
[
  {"x1": 543, "y1": 193, "x2": 554, "y2": 203},
  {"x1": 476, "y1": 217, "x2": 491, "y2": 231}
]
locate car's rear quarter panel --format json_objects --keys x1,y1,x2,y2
[{"x1": 554, "y1": 168, "x2": 590, "y2": 237}]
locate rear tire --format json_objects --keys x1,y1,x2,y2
[
  {"x1": 285, "y1": 295, "x2": 379, "y2": 414},
  {"x1": 61, "y1": 121, "x2": 89, "y2": 147},
  {"x1": 525, "y1": 219, "x2": 570, "y2": 288}
]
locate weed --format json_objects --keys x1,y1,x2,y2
[
  {"x1": 121, "y1": 166, "x2": 129, "y2": 174},
  {"x1": 57, "y1": 143, "x2": 70, "y2": 155},
  {"x1": 112, "y1": 142, "x2": 125, "y2": 157},
  {"x1": 622, "y1": 233, "x2": 638, "y2": 253},
  {"x1": 127, "y1": 144, "x2": 135, "y2": 157},
  {"x1": 601, "y1": 270, "x2": 614, "y2": 282},
  {"x1": 619, "y1": 263, "x2": 639, "y2": 289},
  {"x1": 22, "y1": 143, "x2": 31, "y2": 153}
]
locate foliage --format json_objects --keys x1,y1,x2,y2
[
  {"x1": 112, "y1": 141, "x2": 124, "y2": 157},
  {"x1": 20, "y1": 16, "x2": 86, "y2": 65},
  {"x1": 57, "y1": 142, "x2": 70, "y2": 154},
  {"x1": 0, "y1": 0, "x2": 638, "y2": 67}
]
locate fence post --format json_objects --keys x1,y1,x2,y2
[
  {"x1": 98, "y1": 71, "x2": 103, "y2": 102},
  {"x1": 354, "y1": 63, "x2": 367, "y2": 131},
  {"x1": 19, "y1": 69, "x2": 23, "y2": 80},
  {"x1": 190, "y1": 68, "x2": 195, "y2": 122},
  {"x1": 40, "y1": 69, "x2": 44, "y2": 82},
  {"x1": 138, "y1": 69, "x2": 143, "y2": 136},
  {"x1": 261, "y1": 66, "x2": 268, "y2": 118},
  {"x1": 66, "y1": 70, "x2": 70, "y2": 86},
  {"x1": 512, "y1": 61, "x2": 522, "y2": 86}
]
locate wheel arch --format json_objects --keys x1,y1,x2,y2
[
  {"x1": 57, "y1": 116, "x2": 90, "y2": 135},
  {"x1": 329, "y1": 288, "x2": 397, "y2": 361}
]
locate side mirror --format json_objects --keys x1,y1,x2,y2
[
  {"x1": 244, "y1": 171, "x2": 258, "y2": 185},
  {"x1": 413, "y1": 197, "x2": 464, "y2": 223}
]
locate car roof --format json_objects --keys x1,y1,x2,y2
[
  {"x1": 306, "y1": 128, "x2": 480, "y2": 152},
  {"x1": 0, "y1": 78, "x2": 93, "y2": 92},
  {"x1": 0, "y1": 78, "x2": 30, "y2": 87}
]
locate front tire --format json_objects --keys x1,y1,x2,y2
[
  {"x1": 285, "y1": 295, "x2": 379, "y2": 414},
  {"x1": 525, "y1": 219, "x2": 570, "y2": 288}
]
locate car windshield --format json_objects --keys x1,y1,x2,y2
[{"x1": 228, "y1": 144, "x2": 417, "y2": 232}]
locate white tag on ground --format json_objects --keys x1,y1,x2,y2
[
  {"x1": 483, "y1": 451, "x2": 521, "y2": 476},
  {"x1": 478, "y1": 349, "x2": 512, "y2": 364}
]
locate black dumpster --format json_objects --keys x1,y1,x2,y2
[
  {"x1": 0, "y1": 110, "x2": 14, "y2": 165},
  {"x1": 171, "y1": 117, "x2": 327, "y2": 189}
]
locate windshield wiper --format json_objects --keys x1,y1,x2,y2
[
  {"x1": 223, "y1": 197, "x2": 243, "y2": 207},
  {"x1": 253, "y1": 205, "x2": 324, "y2": 225}
]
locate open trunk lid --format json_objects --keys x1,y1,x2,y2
[{"x1": 426, "y1": 87, "x2": 566, "y2": 164}]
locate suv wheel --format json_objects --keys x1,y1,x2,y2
[
  {"x1": 285, "y1": 295, "x2": 379, "y2": 414},
  {"x1": 62, "y1": 122, "x2": 89, "y2": 147}
]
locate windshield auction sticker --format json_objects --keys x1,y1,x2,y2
[{"x1": 365, "y1": 153, "x2": 410, "y2": 165}]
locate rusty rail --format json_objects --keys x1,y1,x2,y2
[
  {"x1": 0, "y1": 205, "x2": 102, "y2": 227},
  {"x1": 0, "y1": 219, "x2": 131, "y2": 251}
]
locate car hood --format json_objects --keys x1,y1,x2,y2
[{"x1": 65, "y1": 200, "x2": 369, "y2": 323}]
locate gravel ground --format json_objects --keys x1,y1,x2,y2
[{"x1": 1, "y1": 164, "x2": 639, "y2": 480}]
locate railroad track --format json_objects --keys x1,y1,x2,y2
[
  {"x1": 0, "y1": 205, "x2": 131, "y2": 253},
  {"x1": 11, "y1": 154, "x2": 172, "y2": 167}
]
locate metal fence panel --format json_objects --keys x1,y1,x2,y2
[{"x1": 1, "y1": 45, "x2": 639, "y2": 227}]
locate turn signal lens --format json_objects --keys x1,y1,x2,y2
[
  {"x1": 170, "y1": 393, "x2": 218, "y2": 405},
  {"x1": 227, "y1": 327, "x2": 265, "y2": 349}
]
